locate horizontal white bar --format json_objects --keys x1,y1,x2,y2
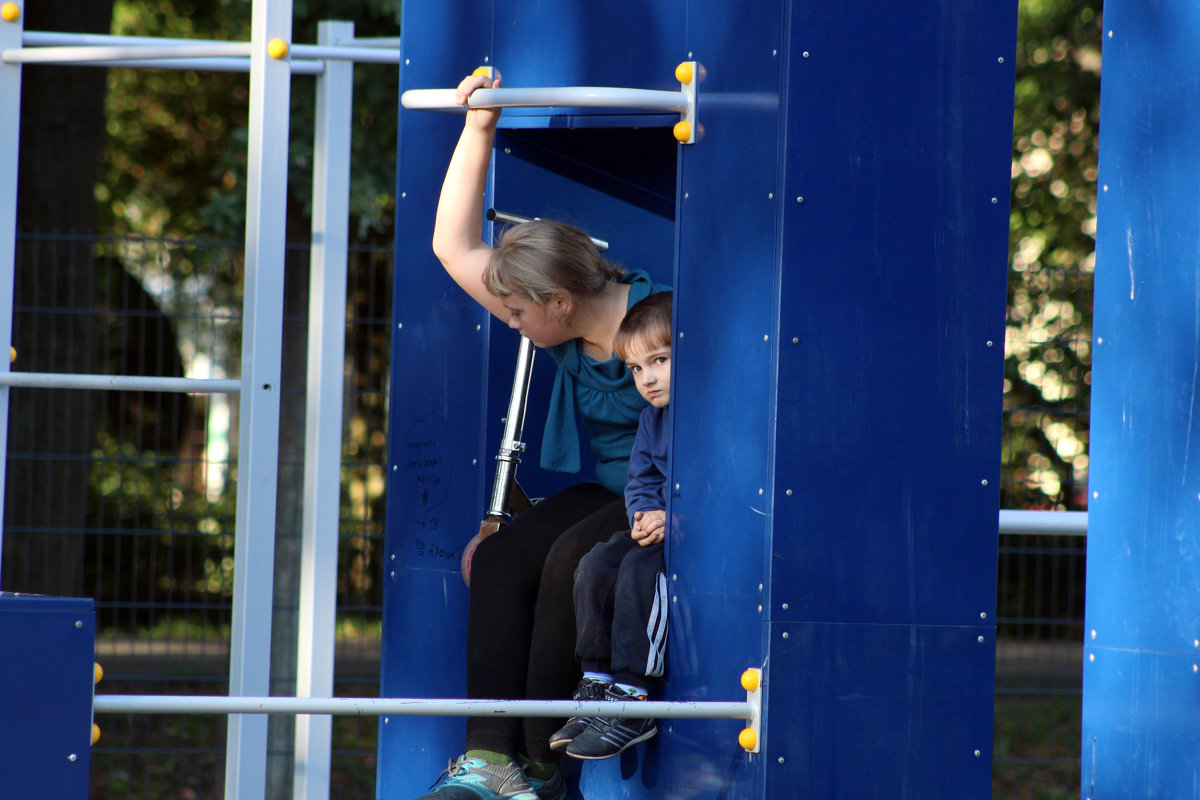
[
  {"x1": 41, "y1": 58, "x2": 324, "y2": 75},
  {"x1": 24, "y1": 31, "x2": 238, "y2": 48},
  {"x1": 3, "y1": 43, "x2": 254, "y2": 64},
  {"x1": 998, "y1": 509, "x2": 1087, "y2": 536},
  {"x1": 289, "y1": 44, "x2": 399, "y2": 64},
  {"x1": 401, "y1": 87, "x2": 689, "y2": 113},
  {"x1": 93, "y1": 695, "x2": 753, "y2": 720},
  {"x1": 0, "y1": 372, "x2": 240, "y2": 393}
]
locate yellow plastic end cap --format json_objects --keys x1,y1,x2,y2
[
  {"x1": 9, "y1": 346, "x2": 15, "y2": 363},
  {"x1": 740, "y1": 668, "x2": 760, "y2": 692},
  {"x1": 675, "y1": 61, "x2": 694, "y2": 85},
  {"x1": 1, "y1": 3, "x2": 20, "y2": 23},
  {"x1": 94, "y1": 662, "x2": 104, "y2": 684},
  {"x1": 92, "y1": 723, "x2": 101, "y2": 745},
  {"x1": 472, "y1": 66, "x2": 494, "y2": 78},
  {"x1": 267, "y1": 38, "x2": 289, "y2": 59},
  {"x1": 673, "y1": 120, "x2": 692, "y2": 143},
  {"x1": 738, "y1": 727, "x2": 757, "y2": 751}
]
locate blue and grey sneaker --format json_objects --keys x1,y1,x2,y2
[
  {"x1": 527, "y1": 765, "x2": 567, "y2": 800},
  {"x1": 563, "y1": 685, "x2": 656, "y2": 760},
  {"x1": 415, "y1": 755, "x2": 538, "y2": 800},
  {"x1": 548, "y1": 676, "x2": 611, "y2": 751}
]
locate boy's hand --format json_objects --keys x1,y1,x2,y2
[{"x1": 630, "y1": 509, "x2": 666, "y2": 547}]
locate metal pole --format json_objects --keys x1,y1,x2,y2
[
  {"x1": 0, "y1": 373, "x2": 240, "y2": 393},
  {"x1": 225, "y1": 0, "x2": 292, "y2": 797},
  {"x1": 401, "y1": 86, "x2": 690, "y2": 113},
  {"x1": 293, "y1": 20, "x2": 353, "y2": 800},
  {"x1": 95, "y1": 695, "x2": 754, "y2": 720},
  {"x1": 0, "y1": 1, "x2": 24, "y2": 588},
  {"x1": 997, "y1": 509, "x2": 1087, "y2": 536}
]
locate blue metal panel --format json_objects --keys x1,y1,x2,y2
[
  {"x1": 764, "y1": 622, "x2": 995, "y2": 798},
  {"x1": 381, "y1": 2, "x2": 495, "y2": 794},
  {"x1": 0, "y1": 593, "x2": 95, "y2": 800},
  {"x1": 773, "y1": 1, "x2": 1012, "y2": 627},
  {"x1": 1084, "y1": 2, "x2": 1200, "y2": 795},
  {"x1": 1082, "y1": 648, "x2": 1200, "y2": 799}
]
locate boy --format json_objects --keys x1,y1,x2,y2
[{"x1": 549, "y1": 290, "x2": 673, "y2": 761}]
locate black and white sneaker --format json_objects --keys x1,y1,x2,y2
[
  {"x1": 563, "y1": 685, "x2": 656, "y2": 760},
  {"x1": 548, "y1": 676, "x2": 611, "y2": 751}
]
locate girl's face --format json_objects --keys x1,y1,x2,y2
[{"x1": 502, "y1": 294, "x2": 571, "y2": 347}]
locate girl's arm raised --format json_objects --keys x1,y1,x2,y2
[{"x1": 432, "y1": 71, "x2": 512, "y2": 321}]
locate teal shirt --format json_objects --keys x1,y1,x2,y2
[{"x1": 541, "y1": 270, "x2": 671, "y2": 495}]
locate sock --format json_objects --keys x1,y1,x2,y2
[
  {"x1": 465, "y1": 749, "x2": 514, "y2": 767},
  {"x1": 614, "y1": 682, "x2": 648, "y2": 698},
  {"x1": 517, "y1": 753, "x2": 556, "y2": 781},
  {"x1": 583, "y1": 670, "x2": 614, "y2": 684}
]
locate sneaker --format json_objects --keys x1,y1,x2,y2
[
  {"x1": 548, "y1": 676, "x2": 611, "y2": 751},
  {"x1": 527, "y1": 766, "x2": 567, "y2": 800},
  {"x1": 415, "y1": 755, "x2": 538, "y2": 800},
  {"x1": 563, "y1": 685, "x2": 657, "y2": 760}
]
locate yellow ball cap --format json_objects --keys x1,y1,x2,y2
[
  {"x1": 92, "y1": 723, "x2": 101, "y2": 745},
  {"x1": 9, "y1": 346, "x2": 15, "y2": 363},
  {"x1": 267, "y1": 38, "x2": 289, "y2": 59},
  {"x1": 675, "y1": 61, "x2": 694, "y2": 84},
  {"x1": 740, "y1": 668, "x2": 760, "y2": 692},
  {"x1": 673, "y1": 120, "x2": 692, "y2": 143},
  {"x1": 738, "y1": 727, "x2": 757, "y2": 751},
  {"x1": 472, "y1": 66, "x2": 494, "y2": 78},
  {"x1": 94, "y1": 662, "x2": 104, "y2": 684},
  {"x1": 1, "y1": 3, "x2": 20, "y2": 23}
]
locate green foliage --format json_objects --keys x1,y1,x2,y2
[
  {"x1": 101, "y1": 0, "x2": 399, "y2": 241},
  {"x1": 1004, "y1": 0, "x2": 1101, "y2": 511}
]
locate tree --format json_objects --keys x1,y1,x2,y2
[{"x1": 1003, "y1": 0, "x2": 1101, "y2": 513}]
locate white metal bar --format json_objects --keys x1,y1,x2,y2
[
  {"x1": 23, "y1": 31, "x2": 244, "y2": 48},
  {"x1": 292, "y1": 21, "x2": 353, "y2": 800},
  {"x1": 2, "y1": 43, "x2": 254, "y2": 64},
  {"x1": 0, "y1": 3, "x2": 24, "y2": 588},
  {"x1": 401, "y1": 86, "x2": 689, "y2": 113},
  {"x1": 288, "y1": 44, "x2": 398, "y2": 64},
  {"x1": 94, "y1": 695, "x2": 754, "y2": 720},
  {"x1": 48, "y1": 58, "x2": 325, "y2": 76},
  {"x1": 0, "y1": 372, "x2": 240, "y2": 393},
  {"x1": 225, "y1": 0, "x2": 293, "y2": 797},
  {"x1": 997, "y1": 509, "x2": 1088, "y2": 536}
]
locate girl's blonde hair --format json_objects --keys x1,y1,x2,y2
[{"x1": 484, "y1": 219, "x2": 625, "y2": 306}]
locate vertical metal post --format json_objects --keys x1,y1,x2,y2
[
  {"x1": 0, "y1": 5, "x2": 24, "y2": 585},
  {"x1": 225, "y1": 0, "x2": 293, "y2": 797},
  {"x1": 292, "y1": 20, "x2": 353, "y2": 800}
]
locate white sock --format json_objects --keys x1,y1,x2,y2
[
  {"x1": 583, "y1": 671, "x2": 614, "y2": 684},
  {"x1": 614, "y1": 682, "x2": 648, "y2": 698}
]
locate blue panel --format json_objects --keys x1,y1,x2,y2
[
  {"x1": 1082, "y1": 647, "x2": 1200, "y2": 799},
  {"x1": 382, "y1": 2, "x2": 494, "y2": 795},
  {"x1": 765, "y1": 622, "x2": 995, "y2": 798},
  {"x1": 771, "y1": 1, "x2": 1013, "y2": 627},
  {"x1": 1084, "y1": 2, "x2": 1200, "y2": 796},
  {"x1": 0, "y1": 593, "x2": 95, "y2": 799}
]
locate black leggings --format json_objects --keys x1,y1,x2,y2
[{"x1": 465, "y1": 482, "x2": 627, "y2": 761}]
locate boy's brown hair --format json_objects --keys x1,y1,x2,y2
[{"x1": 613, "y1": 291, "x2": 673, "y2": 362}]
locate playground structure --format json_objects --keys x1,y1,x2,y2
[{"x1": 2, "y1": 0, "x2": 1197, "y2": 799}]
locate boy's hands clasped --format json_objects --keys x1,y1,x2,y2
[{"x1": 630, "y1": 509, "x2": 666, "y2": 547}]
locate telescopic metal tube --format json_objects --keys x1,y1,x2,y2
[
  {"x1": 93, "y1": 695, "x2": 754, "y2": 720},
  {"x1": 997, "y1": 509, "x2": 1088, "y2": 536},
  {"x1": 487, "y1": 337, "x2": 535, "y2": 519}
]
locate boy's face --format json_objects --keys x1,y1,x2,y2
[{"x1": 624, "y1": 339, "x2": 671, "y2": 408}]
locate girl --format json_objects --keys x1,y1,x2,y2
[{"x1": 415, "y1": 70, "x2": 670, "y2": 800}]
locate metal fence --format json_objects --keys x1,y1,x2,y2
[
  {"x1": 1, "y1": 231, "x2": 389, "y2": 799},
  {"x1": 1, "y1": 229, "x2": 1087, "y2": 798}
]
